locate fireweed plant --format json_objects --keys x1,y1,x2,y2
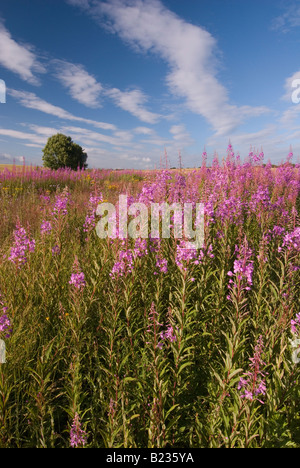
[{"x1": 0, "y1": 147, "x2": 299, "y2": 448}]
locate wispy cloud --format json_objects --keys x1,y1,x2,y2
[
  {"x1": 205, "y1": 72, "x2": 300, "y2": 164},
  {"x1": 106, "y1": 87, "x2": 161, "y2": 124},
  {"x1": 271, "y1": 1, "x2": 300, "y2": 33},
  {"x1": 67, "y1": 0, "x2": 270, "y2": 136},
  {"x1": 281, "y1": 105, "x2": 300, "y2": 125},
  {"x1": 169, "y1": 124, "x2": 193, "y2": 149},
  {"x1": 61, "y1": 125, "x2": 134, "y2": 147},
  {"x1": 0, "y1": 128, "x2": 47, "y2": 146},
  {"x1": 0, "y1": 22, "x2": 45, "y2": 84},
  {"x1": 0, "y1": 122, "x2": 136, "y2": 163},
  {"x1": 0, "y1": 152, "x2": 24, "y2": 163},
  {"x1": 52, "y1": 57, "x2": 162, "y2": 122},
  {"x1": 9, "y1": 89, "x2": 116, "y2": 131},
  {"x1": 53, "y1": 60, "x2": 103, "y2": 108},
  {"x1": 170, "y1": 124, "x2": 190, "y2": 140},
  {"x1": 82, "y1": 145, "x2": 154, "y2": 169},
  {"x1": 133, "y1": 126, "x2": 155, "y2": 135},
  {"x1": 26, "y1": 124, "x2": 62, "y2": 138}
]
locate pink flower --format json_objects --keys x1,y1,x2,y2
[
  {"x1": 0, "y1": 313, "x2": 12, "y2": 339},
  {"x1": 238, "y1": 336, "x2": 267, "y2": 404},
  {"x1": 40, "y1": 221, "x2": 52, "y2": 235},
  {"x1": 52, "y1": 190, "x2": 70, "y2": 217},
  {"x1": 69, "y1": 272, "x2": 86, "y2": 290},
  {"x1": 9, "y1": 222, "x2": 35, "y2": 268},
  {"x1": 155, "y1": 257, "x2": 168, "y2": 274},
  {"x1": 70, "y1": 413, "x2": 87, "y2": 448},
  {"x1": 69, "y1": 257, "x2": 86, "y2": 290},
  {"x1": 110, "y1": 250, "x2": 134, "y2": 279},
  {"x1": 83, "y1": 193, "x2": 103, "y2": 233},
  {"x1": 291, "y1": 313, "x2": 300, "y2": 336}
]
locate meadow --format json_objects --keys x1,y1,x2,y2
[{"x1": 0, "y1": 147, "x2": 299, "y2": 448}]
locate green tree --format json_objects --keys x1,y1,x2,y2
[{"x1": 42, "y1": 134, "x2": 88, "y2": 170}]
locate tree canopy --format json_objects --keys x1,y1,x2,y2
[{"x1": 42, "y1": 133, "x2": 88, "y2": 170}]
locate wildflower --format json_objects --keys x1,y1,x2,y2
[
  {"x1": 51, "y1": 245, "x2": 60, "y2": 256},
  {"x1": 175, "y1": 242, "x2": 198, "y2": 270},
  {"x1": 0, "y1": 313, "x2": 12, "y2": 339},
  {"x1": 0, "y1": 292, "x2": 12, "y2": 339},
  {"x1": 227, "y1": 239, "x2": 254, "y2": 296},
  {"x1": 278, "y1": 227, "x2": 300, "y2": 253},
  {"x1": 175, "y1": 241, "x2": 214, "y2": 271},
  {"x1": 216, "y1": 196, "x2": 244, "y2": 225},
  {"x1": 110, "y1": 249, "x2": 134, "y2": 279},
  {"x1": 157, "y1": 341, "x2": 164, "y2": 350},
  {"x1": 52, "y1": 189, "x2": 70, "y2": 217},
  {"x1": 249, "y1": 186, "x2": 271, "y2": 213},
  {"x1": 9, "y1": 222, "x2": 35, "y2": 267},
  {"x1": 70, "y1": 413, "x2": 87, "y2": 448},
  {"x1": 69, "y1": 272, "x2": 86, "y2": 290},
  {"x1": 69, "y1": 257, "x2": 86, "y2": 290},
  {"x1": 154, "y1": 257, "x2": 168, "y2": 275},
  {"x1": 159, "y1": 325, "x2": 177, "y2": 346},
  {"x1": 233, "y1": 258, "x2": 254, "y2": 286},
  {"x1": 133, "y1": 238, "x2": 148, "y2": 258},
  {"x1": 238, "y1": 336, "x2": 267, "y2": 403},
  {"x1": 40, "y1": 220, "x2": 52, "y2": 235},
  {"x1": 291, "y1": 313, "x2": 300, "y2": 336},
  {"x1": 146, "y1": 302, "x2": 163, "y2": 348},
  {"x1": 83, "y1": 193, "x2": 103, "y2": 233},
  {"x1": 270, "y1": 225, "x2": 285, "y2": 239},
  {"x1": 39, "y1": 194, "x2": 51, "y2": 204}
]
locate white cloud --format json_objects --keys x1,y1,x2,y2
[
  {"x1": 24, "y1": 143, "x2": 44, "y2": 148},
  {"x1": 281, "y1": 105, "x2": 300, "y2": 125},
  {"x1": 53, "y1": 57, "x2": 162, "y2": 122},
  {"x1": 134, "y1": 126, "x2": 155, "y2": 135},
  {"x1": 271, "y1": 2, "x2": 300, "y2": 33},
  {"x1": 208, "y1": 126, "x2": 276, "y2": 148},
  {"x1": 54, "y1": 60, "x2": 103, "y2": 108},
  {"x1": 26, "y1": 124, "x2": 61, "y2": 137},
  {"x1": 80, "y1": 145, "x2": 154, "y2": 169},
  {"x1": 74, "y1": 0, "x2": 270, "y2": 136},
  {"x1": 170, "y1": 124, "x2": 190, "y2": 141},
  {"x1": 0, "y1": 23, "x2": 45, "y2": 84},
  {"x1": 0, "y1": 128, "x2": 47, "y2": 146},
  {"x1": 61, "y1": 125, "x2": 134, "y2": 148},
  {"x1": 9, "y1": 89, "x2": 116, "y2": 131},
  {"x1": 0, "y1": 153, "x2": 25, "y2": 163},
  {"x1": 106, "y1": 87, "x2": 161, "y2": 124},
  {"x1": 0, "y1": 152, "x2": 14, "y2": 162},
  {"x1": 206, "y1": 123, "x2": 300, "y2": 166}
]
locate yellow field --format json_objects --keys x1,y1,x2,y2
[{"x1": 0, "y1": 164, "x2": 24, "y2": 171}]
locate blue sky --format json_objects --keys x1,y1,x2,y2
[{"x1": 0, "y1": 0, "x2": 300, "y2": 168}]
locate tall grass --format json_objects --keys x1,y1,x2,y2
[{"x1": 0, "y1": 149, "x2": 299, "y2": 448}]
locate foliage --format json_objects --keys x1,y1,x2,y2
[{"x1": 42, "y1": 133, "x2": 88, "y2": 171}]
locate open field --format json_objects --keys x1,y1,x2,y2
[
  {"x1": 0, "y1": 152, "x2": 299, "y2": 448},
  {"x1": 0, "y1": 164, "x2": 24, "y2": 171}
]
